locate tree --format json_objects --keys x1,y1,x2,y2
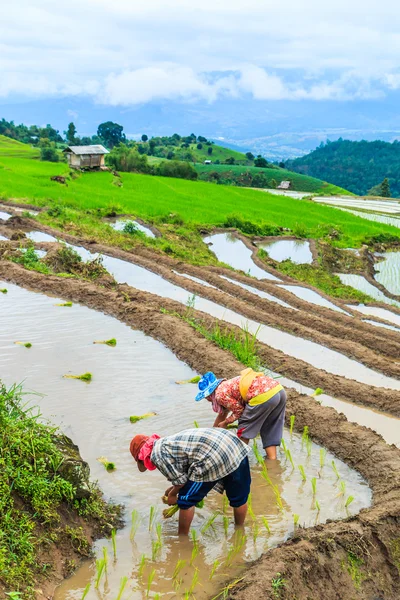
[
  {"x1": 225, "y1": 157, "x2": 235, "y2": 165},
  {"x1": 254, "y1": 156, "x2": 268, "y2": 168},
  {"x1": 207, "y1": 146, "x2": 213, "y2": 155},
  {"x1": 106, "y1": 144, "x2": 150, "y2": 173},
  {"x1": 279, "y1": 161, "x2": 285, "y2": 168},
  {"x1": 246, "y1": 152, "x2": 255, "y2": 161},
  {"x1": 64, "y1": 122, "x2": 77, "y2": 145},
  {"x1": 148, "y1": 140, "x2": 156, "y2": 155},
  {"x1": 97, "y1": 121, "x2": 125, "y2": 148},
  {"x1": 197, "y1": 143, "x2": 203, "y2": 150},
  {"x1": 197, "y1": 136, "x2": 207, "y2": 143},
  {"x1": 39, "y1": 138, "x2": 59, "y2": 162},
  {"x1": 141, "y1": 134, "x2": 148, "y2": 142},
  {"x1": 381, "y1": 177, "x2": 391, "y2": 197}
]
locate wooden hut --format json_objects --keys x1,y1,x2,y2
[
  {"x1": 277, "y1": 180, "x2": 291, "y2": 190},
  {"x1": 63, "y1": 145, "x2": 109, "y2": 169}
]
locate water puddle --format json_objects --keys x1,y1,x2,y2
[
  {"x1": 27, "y1": 230, "x2": 58, "y2": 243},
  {"x1": 203, "y1": 233, "x2": 281, "y2": 281},
  {"x1": 337, "y1": 273, "x2": 400, "y2": 309},
  {"x1": 374, "y1": 252, "x2": 400, "y2": 296},
  {"x1": 313, "y1": 197, "x2": 400, "y2": 214},
  {"x1": 336, "y1": 208, "x2": 400, "y2": 229},
  {"x1": 0, "y1": 204, "x2": 39, "y2": 216},
  {"x1": 172, "y1": 270, "x2": 217, "y2": 289},
  {"x1": 279, "y1": 285, "x2": 350, "y2": 315},
  {"x1": 109, "y1": 218, "x2": 156, "y2": 239},
  {"x1": 363, "y1": 319, "x2": 400, "y2": 333},
  {"x1": 0, "y1": 234, "x2": 8, "y2": 241},
  {"x1": 349, "y1": 305, "x2": 400, "y2": 328},
  {"x1": 0, "y1": 282, "x2": 371, "y2": 600},
  {"x1": 0, "y1": 210, "x2": 12, "y2": 220},
  {"x1": 219, "y1": 275, "x2": 296, "y2": 310},
  {"x1": 257, "y1": 239, "x2": 313, "y2": 264}
]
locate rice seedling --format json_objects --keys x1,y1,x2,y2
[
  {"x1": 146, "y1": 569, "x2": 156, "y2": 598},
  {"x1": 293, "y1": 514, "x2": 300, "y2": 527},
  {"x1": 93, "y1": 338, "x2": 117, "y2": 346},
  {"x1": 97, "y1": 456, "x2": 116, "y2": 471},
  {"x1": 260, "y1": 463, "x2": 272, "y2": 485},
  {"x1": 0, "y1": 288, "x2": 7, "y2": 293},
  {"x1": 80, "y1": 583, "x2": 90, "y2": 600},
  {"x1": 223, "y1": 514, "x2": 229, "y2": 536},
  {"x1": 176, "y1": 376, "x2": 201, "y2": 384},
  {"x1": 306, "y1": 438, "x2": 312, "y2": 458},
  {"x1": 345, "y1": 495, "x2": 355, "y2": 508},
  {"x1": 336, "y1": 480, "x2": 346, "y2": 498},
  {"x1": 262, "y1": 516, "x2": 271, "y2": 534},
  {"x1": 190, "y1": 544, "x2": 199, "y2": 565},
  {"x1": 311, "y1": 477, "x2": 317, "y2": 496},
  {"x1": 138, "y1": 554, "x2": 147, "y2": 578},
  {"x1": 286, "y1": 449, "x2": 295, "y2": 469},
  {"x1": 111, "y1": 529, "x2": 117, "y2": 560},
  {"x1": 190, "y1": 528, "x2": 199, "y2": 547},
  {"x1": 129, "y1": 412, "x2": 157, "y2": 423},
  {"x1": 193, "y1": 420, "x2": 199, "y2": 428},
  {"x1": 55, "y1": 301, "x2": 73, "y2": 306},
  {"x1": 116, "y1": 576, "x2": 128, "y2": 600},
  {"x1": 331, "y1": 460, "x2": 340, "y2": 479},
  {"x1": 252, "y1": 522, "x2": 260, "y2": 543},
  {"x1": 189, "y1": 568, "x2": 199, "y2": 594},
  {"x1": 63, "y1": 372, "x2": 92, "y2": 382},
  {"x1": 289, "y1": 415, "x2": 295, "y2": 437},
  {"x1": 94, "y1": 558, "x2": 106, "y2": 589},
  {"x1": 102, "y1": 547, "x2": 108, "y2": 572},
  {"x1": 315, "y1": 500, "x2": 321, "y2": 513},
  {"x1": 209, "y1": 559, "x2": 220, "y2": 580},
  {"x1": 319, "y1": 449, "x2": 326, "y2": 470},
  {"x1": 312, "y1": 388, "x2": 324, "y2": 397},
  {"x1": 298, "y1": 465, "x2": 307, "y2": 482},
  {"x1": 201, "y1": 511, "x2": 219, "y2": 534},
  {"x1": 272, "y1": 485, "x2": 284, "y2": 511},
  {"x1": 151, "y1": 540, "x2": 161, "y2": 560},
  {"x1": 252, "y1": 441, "x2": 264, "y2": 466},
  {"x1": 302, "y1": 425, "x2": 309, "y2": 444},
  {"x1": 173, "y1": 559, "x2": 186, "y2": 580},
  {"x1": 163, "y1": 505, "x2": 179, "y2": 519},
  {"x1": 211, "y1": 578, "x2": 245, "y2": 600},
  {"x1": 14, "y1": 341, "x2": 32, "y2": 348},
  {"x1": 149, "y1": 506, "x2": 157, "y2": 531},
  {"x1": 247, "y1": 493, "x2": 256, "y2": 521},
  {"x1": 222, "y1": 494, "x2": 229, "y2": 514},
  {"x1": 280, "y1": 438, "x2": 288, "y2": 455},
  {"x1": 130, "y1": 509, "x2": 140, "y2": 540}
]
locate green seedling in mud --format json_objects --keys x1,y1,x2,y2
[
  {"x1": 211, "y1": 578, "x2": 245, "y2": 600},
  {"x1": 280, "y1": 438, "x2": 287, "y2": 455},
  {"x1": 149, "y1": 506, "x2": 157, "y2": 531},
  {"x1": 129, "y1": 412, "x2": 156, "y2": 423},
  {"x1": 193, "y1": 420, "x2": 199, "y2": 428},
  {"x1": 80, "y1": 583, "x2": 91, "y2": 600},
  {"x1": 262, "y1": 516, "x2": 271, "y2": 535},
  {"x1": 152, "y1": 540, "x2": 161, "y2": 560},
  {"x1": 93, "y1": 338, "x2": 117, "y2": 347},
  {"x1": 286, "y1": 449, "x2": 295, "y2": 469},
  {"x1": 336, "y1": 480, "x2": 346, "y2": 498},
  {"x1": 311, "y1": 477, "x2": 317, "y2": 497},
  {"x1": 94, "y1": 558, "x2": 106, "y2": 589},
  {"x1": 253, "y1": 440, "x2": 264, "y2": 466},
  {"x1": 301, "y1": 426, "x2": 309, "y2": 447},
  {"x1": 271, "y1": 573, "x2": 286, "y2": 598},
  {"x1": 163, "y1": 504, "x2": 179, "y2": 519},
  {"x1": 210, "y1": 559, "x2": 220, "y2": 580},
  {"x1": 293, "y1": 514, "x2": 300, "y2": 527},
  {"x1": 130, "y1": 509, "x2": 140, "y2": 540},
  {"x1": 289, "y1": 415, "x2": 295, "y2": 437},
  {"x1": 0, "y1": 288, "x2": 7, "y2": 293},
  {"x1": 63, "y1": 372, "x2": 92, "y2": 382},
  {"x1": 223, "y1": 514, "x2": 230, "y2": 536},
  {"x1": 97, "y1": 456, "x2": 116, "y2": 471},
  {"x1": 331, "y1": 460, "x2": 340, "y2": 479},
  {"x1": 176, "y1": 376, "x2": 201, "y2": 384},
  {"x1": 14, "y1": 341, "x2": 32, "y2": 348},
  {"x1": 154, "y1": 595, "x2": 160, "y2": 600},
  {"x1": 315, "y1": 500, "x2": 321, "y2": 513},
  {"x1": 156, "y1": 522, "x2": 163, "y2": 545},
  {"x1": 247, "y1": 492, "x2": 256, "y2": 521},
  {"x1": 116, "y1": 576, "x2": 128, "y2": 600},
  {"x1": 102, "y1": 547, "x2": 108, "y2": 572},
  {"x1": 345, "y1": 495, "x2": 355, "y2": 508},
  {"x1": 189, "y1": 568, "x2": 199, "y2": 594},
  {"x1": 306, "y1": 438, "x2": 312, "y2": 458},
  {"x1": 146, "y1": 569, "x2": 156, "y2": 598},
  {"x1": 201, "y1": 511, "x2": 219, "y2": 534},
  {"x1": 111, "y1": 529, "x2": 117, "y2": 560},
  {"x1": 312, "y1": 388, "x2": 324, "y2": 397},
  {"x1": 190, "y1": 544, "x2": 199, "y2": 565},
  {"x1": 298, "y1": 465, "x2": 307, "y2": 483},
  {"x1": 272, "y1": 484, "x2": 284, "y2": 511},
  {"x1": 138, "y1": 554, "x2": 147, "y2": 578},
  {"x1": 55, "y1": 301, "x2": 73, "y2": 307},
  {"x1": 252, "y1": 522, "x2": 260, "y2": 543},
  {"x1": 319, "y1": 449, "x2": 326, "y2": 470},
  {"x1": 222, "y1": 494, "x2": 229, "y2": 514},
  {"x1": 173, "y1": 559, "x2": 186, "y2": 580}
]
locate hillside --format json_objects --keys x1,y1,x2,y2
[
  {"x1": 287, "y1": 139, "x2": 400, "y2": 197},
  {"x1": 0, "y1": 134, "x2": 40, "y2": 158}
]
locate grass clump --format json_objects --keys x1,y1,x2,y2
[
  {"x1": 10, "y1": 246, "x2": 51, "y2": 275},
  {"x1": 63, "y1": 372, "x2": 92, "y2": 382}
]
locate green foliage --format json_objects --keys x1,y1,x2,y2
[
  {"x1": 381, "y1": 177, "x2": 391, "y2": 197},
  {"x1": 39, "y1": 139, "x2": 60, "y2": 163},
  {"x1": 346, "y1": 551, "x2": 364, "y2": 589},
  {"x1": 107, "y1": 145, "x2": 150, "y2": 173},
  {"x1": 223, "y1": 214, "x2": 280, "y2": 236},
  {"x1": 97, "y1": 121, "x2": 125, "y2": 148},
  {"x1": 271, "y1": 572, "x2": 286, "y2": 598},
  {"x1": 123, "y1": 221, "x2": 140, "y2": 235},
  {"x1": 288, "y1": 138, "x2": 400, "y2": 197},
  {"x1": 11, "y1": 246, "x2": 51, "y2": 275},
  {"x1": 63, "y1": 372, "x2": 92, "y2": 382},
  {"x1": 156, "y1": 160, "x2": 198, "y2": 180}
]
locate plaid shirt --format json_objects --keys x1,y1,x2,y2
[{"x1": 151, "y1": 428, "x2": 249, "y2": 486}]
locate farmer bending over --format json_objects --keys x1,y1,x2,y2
[
  {"x1": 130, "y1": 428, "x2": 250, "y2": 535},
  {"x1": 196, "y1": 368, "x2": 287, "y2": 459}
]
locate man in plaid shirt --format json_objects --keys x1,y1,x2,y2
[{"x1": 130, "y1": 428, "x2": 251, "y2": 534}]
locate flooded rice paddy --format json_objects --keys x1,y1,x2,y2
[
  {"x1": 337, "y1": 273, "x2": 400, "y2": 309},
  {"x1": 219, "y1": 275, "x2": 295, "y2": 309},
  {"x1": 278, "y1": 285, "x2": 349, "y2": 314},
  {"x1": 203, "y1": 233, "x2": 281, "y2": 280},
  {"x1": 173, "y1": 270, "x2": 217, "y2": 289},
  {"x1": 374, "y1": 252, "x2": 400, "y2": 296},
  {"x1": 0, "y1": 282, "x2": 371, "y2": 600},
  {"x1": 109, "y1": 218, "x2": 156, "y2": 238},
  {"x1": 313, "y1": 197, "x2": 400, "y2": 214},
  {"x1": 349, "y1": 304, "x2": 400, "y2": 328},
  {"x1": 257, "y1": 239, "x2": 313, "y2": 264},
  {"x1": 336, "y1": 207, "x2": 400, "y2": 229}
]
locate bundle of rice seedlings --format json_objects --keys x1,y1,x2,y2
[
  {"x1": 129, "y1": 412, "x2": 156, "y2": 423},
  {"x1": 63, "y1": 372, "x2": 92, "y2": 382},
  {"x1": 0, "y1": 288, "x2": 7, "y2": 294},
  {"x1": 14, "y1": 341, "x2": 32, "y2": 348},
  {"x1": 176, "y1": 376, "x2": 201, "y2": 384},
  {"x1": 55, "y1": 301, "x2": 73, "y2": 307},
  {"x1": 93, "y1": 338, "x2": 117, "y2": 347},
  {"x1": 97, "y1": 456, "x2": 116, "y2": 471}
]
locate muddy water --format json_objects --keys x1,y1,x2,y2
[
  {"x1": 313, "y1": 197, "x2": 400, "y2": 214},
  {"x1": 0, "y1": 210, "x2": 12, "y2": 220},
  {"x1": 0, "y1": 282, "x2": 371, "y2": 600},
  {"x1": 173, "y1": 270, "x2": 217, "y2": 289},
  {"x1": 219, "y1": 275, "x2": 296, "y2": 310},
  {"x1": 109, "y1": 218, "x2": 156, "y2": 238},
  {"x1": 0, "y1": 204, "x2": 39, "y2": 216},
  {"x1": 337, "y1": 273, "x2": 400, "y2": 309},
  {"x1": 257, "y1": 240, "x2": 313, "y2": 264},
  {"x1": 203, "y1": 233, "x2": 281, "y2": 281},
  {"x1": 350, "y1": 305, "x2": 400, "y2": 328},
  {"x1": 363, "y1": 319, "x2": 400, "y2": 333},
  {"x1": 27, "y1": 230, "x2": 58, "y2": 243},
  {"x1": 279, "y1": 285, "x2": 350, "y2": 314},
  {"x1": 375, "y1": 252, "x2": 400, "y2": 296},
  {"x1": 63, "y1": 244, "x2": 400, "y2": 390}
]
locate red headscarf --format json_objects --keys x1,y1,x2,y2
[{"x1": 130, "y1": 434, "x2": 160, "y2": 470}]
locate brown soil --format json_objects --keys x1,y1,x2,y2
[{"x1": 1, "y1": 263, "x2": 400, "y2": 600}]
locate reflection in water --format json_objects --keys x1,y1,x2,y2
[
  {"x1": 336, "y1": 207, "x2": 400, "y2": 229},
  {"x1": 279, "y1": 285, "x2": 350, "y2": 314},
  {"x1": 219, "y1": 275, "x2": 296, "y2": 310},
  {"x1": 27, "y1": 230, "x2": 58, "y2": 243},
  {"x1": 349, "y1": 304, "x2": 400, "y2": 328},
  {"x1": 0, "y1": 282, "x2": 370, "y2": 600},
  {"x1": 257, "y1": 239, "x2": 313, "y2": 264},
  {"x1": 337, "y1": 273, "x2": 400, "y2": 309},
  {"x1": 109, "y1": 219, "x2": 156, "y2": 239},
  {"x1": 375, "y1": 252, "x2": 400, "y2": 296}
]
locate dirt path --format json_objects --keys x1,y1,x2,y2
[{"x1": 1, "y1": 263, "x2": 400, "y2": 600}]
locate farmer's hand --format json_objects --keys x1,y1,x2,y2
[
  {"x1": 217, "y1": 419, "x2": 228, "y2": 428},
  {"x1": 167, "y1": 492, "x2": 178, "y2": 506},
  {"x1": 165, "y1": 486, "x2": 174, "y2": 497}
]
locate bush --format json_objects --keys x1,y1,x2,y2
[
  {"x1": 40, "y1": 146, "x2": 59, "y2": 162},
  {"x1": 223, "y1": 214, "x2": 280, "y2": 236},
  {"x1": 106, "y1": 145, "x2": 151, "y2": 173},
  {"x1": 156, "y1": 160, "x2": 198, "y2": 181}
]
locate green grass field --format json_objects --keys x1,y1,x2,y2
[
  {"x1": 0, "y1": 134, "x2": 40, "y2": 159},
  {"x1": 195, "y1": 163, "x2": 351, "y2": 195},
  {"x1": 0, "y1": 154, "x2": 399, "y2": 248},
  {"x1": 187, "y1": 142, "x2": 248, "y2": 164}
]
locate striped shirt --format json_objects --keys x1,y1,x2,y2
[{"x1": 151, "y1": 428, "x2": 249, "y2": 486}]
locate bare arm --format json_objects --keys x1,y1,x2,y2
[
  {"x1": 167, "y1": 484, "x2": 185, "y2": 505},
  {"x1": 213, "y1": 409, "x2": 229, "y2": 428}
]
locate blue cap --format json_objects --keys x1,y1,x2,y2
[{"x1": 195, "y1": 371, "x2": 223, "y2": 401}]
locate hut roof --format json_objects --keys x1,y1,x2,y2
[{"x1": 63, "y1": 145, "x2": 109, "y2": 155}]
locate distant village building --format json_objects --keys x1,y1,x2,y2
[
  {"x1": 204, "y1": 159, "x2": 212, "y2": 165},
  {"x1": 63, "y1": 145, "x2": 109, "y2": 169},
  {"x1": 277, "y1": 180, "x2": 291, "y2": 190}
]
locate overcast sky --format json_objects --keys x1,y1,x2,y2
[{"x1": 2, "y1": 0, "x2": 400, "y2": 106}]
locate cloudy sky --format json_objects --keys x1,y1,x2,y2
[{"x1": 2, "y1": 0, "x2": 400, "y2": 105}]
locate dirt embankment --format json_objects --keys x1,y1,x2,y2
[{"x1": 1, "y1": 263, "x2": 400, "y2": 600}]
